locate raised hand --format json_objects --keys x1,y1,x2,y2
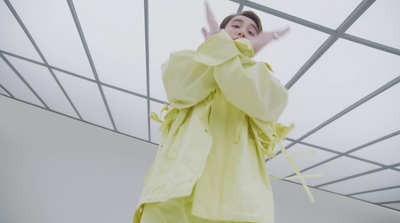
[
  {"x1": 201, "y1": 1, "x2": 220, "y2": 40},
  {"x1": 251, "y1": 26, "x2": 290, "y2": 54}
]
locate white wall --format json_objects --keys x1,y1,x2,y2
[{"x1": 1, "y1": 95, "x2": 400, "y2": 223}]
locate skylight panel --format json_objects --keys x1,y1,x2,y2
[
  {"x1": 0, "y1": 57, "x2": 43, "y2": 107},
  {"x1": 347, "y1": 0, "x2": 400, "y2": 49},
  {"x1": 0, "y1": 1, "x2": 42, "y2": 62},
  {"x1": 103, "y1": 86, "x2": 148, "y2": 140},
  {"x1": 251, "y1": 0, "x2": 362, "y2": 29},
  {"x1": 320, "y1": 169, "x2": 400, "y2": 195},
  {"x1": 9, "y1": 0, "x2": 95, "y2": 79},
  {"x1": 54, "y1": 70, "x2": 113, "y2": 129},
  {"x1": 5, "y1": 55, "x2": 78, "y2": 118},
  {"x1": 279, "y1": 39, "x2": 400, "y2": 141},
  {"x1": 73, "y1": 0, "x2": 147, "y2": 94},
  {"x1": 304, "y1": 83, "x2": 400, "y2": 153}
]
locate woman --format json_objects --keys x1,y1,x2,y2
[{"x1": 133, "y1": 3, "x2": 307, "y2": 223}]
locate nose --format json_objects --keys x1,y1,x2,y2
[{"x1": 238, "y1": 31, "x2": 245, "y2": 38}]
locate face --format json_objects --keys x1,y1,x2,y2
[{"x1": 224, "y1": 15, "x2": 258, "y2": 40}]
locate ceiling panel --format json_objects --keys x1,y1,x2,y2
[
  {"x1": 350, "y1": 134, "x2": 400, "y2": 166},
  {"x1": 149, "y1": 0, "x2": 239, "y2": 102},
  {"x1": 103, "y1": 87, "x2": 148, "y2": 140},
  {"x1": 248, "y1": 7, "x2": 329, "y2": 86},
  {"x1": 72, "y1": 0, "x2": 146, "y2": 95},
  {"x1": 8, "y1": 0, "x2": 94, "y2": 80},
  {"x1": 279, "y1": 38, "x2": 400, "y2": 140},
  {"x1": 351, "y1": 188, "x2": 400, "y2": 203},
  {"x1": 289, "y1": 156, "x2": 379, "y2": 187},
  {"x1": 5, "y1": 55, "x2": 78, "y2": 118},
  {"x1": 0, "y1": 85, "x2": 10, "y2": 96},
  {"x1": 320, "y1": 169, "x2": 400, "y2": 195},
  {"x1": 251, "y1": 0, "x2": 362, "y2": 29},
  {"x1": 1, "y1": 0, "x2": 399, "y2": 214},
  {"x1": 304, "y1": 82, "x2": 400, "y2": 153},
  {"x1": 150, "y1": 101, "x2": 164, "y2": 144},
  {"x1": 266, "y1": 143, "x2": 337, "y2": 178},
  {"x1": 0, "y1": 56, "x2": 44, "y2": 107},
  {"x1": 0, "y1": 0, "x2": 42, "y2": 62},
  {"x1": 346, "y1": 0, "x2": 400, "y2": 49},
  {"x1": 53, "y1": 70, "x2": 113, "y2": 130},
  {"x1": 383, "y1": 203, "x2": 400, "y2": 211}
]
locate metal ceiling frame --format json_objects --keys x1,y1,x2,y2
[{"x1": 1, "y1": 0, "x2": 399, "y2": 212}]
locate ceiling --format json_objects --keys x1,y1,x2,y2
[{"x1": 1, "y1": 0, "x2": 399, "y2": 213}]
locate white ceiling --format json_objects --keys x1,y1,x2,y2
[{"x1": 1, "y1": 0, "x2": 399, "y2": 213}]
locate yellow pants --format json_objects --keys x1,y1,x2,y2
[{"x1": 136, "y1": 195, "x2": 253, "y2": 223}]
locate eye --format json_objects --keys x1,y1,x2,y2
[
  {"x1": 248, "y1": 31, "x2": 255, "y2": 36},
  {"x1": 231, "y1": 24, "x2": 240, "y2": 28}
]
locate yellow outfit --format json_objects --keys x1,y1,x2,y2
[{"x1": 134, "y1": 30, "x2": 303, "y2": 223}]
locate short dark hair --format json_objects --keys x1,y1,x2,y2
[{"x1": 220, "y1": 11, "x2": 263, "y2": 33}]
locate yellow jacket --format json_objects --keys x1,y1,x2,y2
[{"x1": 134, "y1": 30, "x2": 295, "y2": 223}]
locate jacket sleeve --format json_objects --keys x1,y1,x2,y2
[
  {"x1": 162, "y1": 49, "x2": 217, "y2": 109},
  {"x1": 194, "y1": 30, "x2": 288, "y2": 122}
]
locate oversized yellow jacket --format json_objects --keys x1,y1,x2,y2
[{"x1": 134, "y1": 30, "x2": 298, "y2": 223}]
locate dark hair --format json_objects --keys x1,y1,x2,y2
[{"x1": 220, "y1": 11, "x2": 263, "y2": 33}]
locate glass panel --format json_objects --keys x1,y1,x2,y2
[
  {"x1": 0, "y1": 86, "x2": 10, "y2": 96},
  {"x1": 5, "y1": 55, "x2": 78, "y2": 118},
  {"x1": 382, "y1": 203, "x2": 400, "y2": 211},
  {"x1": 251, "y1": 0, "x2": 362, "y2": 29},
  {"x1": 0, "y1": 1, "x2": 42, "y2": 62},
  {"x1": 350, "y1": 135, "x2": 400, "y2": 166},
  {"x1": 352, "y1": 188, "x2": 400, "y2": 203},
  {"x1": 248, "y1": 7, "x2": 329, "y2": 88},
  {"x1": 0, "y1": 57, "x2": 43, "y2": 107},
  {"x1": 73, "y1": 0, "x2": 146, "y2": 94},
  {"x1": 280, "y1": 39, "x2": 400, "y2": 140},
  {"x1": 9, "y1": 0, "x2": 94, "y2": 79},
  {"x1": 53, "y1": 70, "x2": 113, "y2": 129},
  {"x1": 347, "y1": 0, "x2": 400, "y2": 49},
  {"x1": 289, "y1": 156, "x2": 379, "y2": 187},
  {"x1": 149, "y1": 0, "x2": 240, "y2": 101},
  {"x1": 304, "y1": 83, "x2": 400, "y2": 153},
  {"x1": 103, "y1": 87, "x2": 148, "y2": 140},
  {"x1": 150, "y1": 101, "x2": 164, "y2": 144},
  {"x1": 319, "y1": 169, "x2": 400, "y2": 195},
  {"x1": 266, "y1": 144, "x2": 337, "y2": 178}
]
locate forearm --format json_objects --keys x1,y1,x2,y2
[{"x1": 250, "y1": 32, "x2": 275, "y2": 54}]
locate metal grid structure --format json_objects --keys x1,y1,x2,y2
[{"x1": 1, "y1": 0, "x2": 399, "y2": 212}]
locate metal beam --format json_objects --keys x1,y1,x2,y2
[
  {"x1": 67, "y1": 0, "x2": 117, "y2": 130},
  {"x1": 144, "y1": 0, "x2": 152, "y2": 142},
  {"x1": 0, "y1": 53, "x2": 48, "y2": 108},
  {"x1": 4, "y1": 0, "x2": 82, "y2": 120},
  {"x1": 285, "y1": 0, "x2": 376, "y2": 89},
  {"x1": 0, "y1": 84, "x2": 13, "y2": 98},
  {"x1": 347, "y1": 185, "x2": 400, "y2": 197}
]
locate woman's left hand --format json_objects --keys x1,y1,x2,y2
[
  {"x1": 201, "y1": 1, "x2": 220, "y2": 40},
  {"x1": 251, "y1": 26, "x2": 290, "y2": 54}
]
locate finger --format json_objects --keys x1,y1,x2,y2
[
  {"x1": 204, "y1": 1, "x2": 219, "y2": 31},
  {"x1": 201, "y1": 27, "x2": 208, "y2": 38}
]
